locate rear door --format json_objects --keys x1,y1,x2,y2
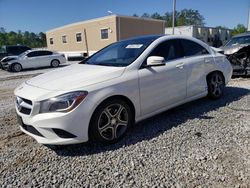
[
  {"x1": 180, "y1": 39, "x2": 212, "y2": 98},
  {"x1": 40, "y1": 51, "x2": 53, "y2": 66}
]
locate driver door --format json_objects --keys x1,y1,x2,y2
[
  {"x1": 138, "y1": 39, "x2": 187, "y2": 115},
  {"x1": 24, "y1": 51, "x2": 43, "y2": 68}
]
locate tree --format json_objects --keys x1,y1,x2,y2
[
  {"x1": 0, "y1": 28, "x2": 47, "y2": 48},
  {"x1": 163, "y1": 12, "x2": 173, "y2": 27},
  {"x1": 215, "y1": 26, "x2": 228, "y2": 29},
  {"x1": 0, "y1": 27, "x2": 6, "y2": 33},
  {"x1": 178, "y1": 9, "x2": 205, "y2": 26},
  {"x1": 232, "y1": 24, "x2": 247, "y2": 36},
  {"x1": 141, "y1": 13, "x2": 150, "y2": 18},
  {"x1": 151, "y1": 12, "x2": 163, "y2": 20},
  {"x1": 135, "y1": 9, "x2": 205, "y2": 27}
]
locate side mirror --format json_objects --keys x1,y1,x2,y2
[{"x1": 146, "y1": 56, "x2": 165, "y2": 67}]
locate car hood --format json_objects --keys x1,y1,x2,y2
[
  {"x1": 26, "y1": 64, "x2": 126, "y2": 91},
  {"x1": 221, "y1": 44, "x2": 249, "y2": 55},
  {"x1": 1, "y1": 55, "x2": 18, "y2": 62}
]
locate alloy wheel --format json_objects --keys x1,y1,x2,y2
[
  {"x1": 97, "y1": 104, "x2": 128, "y2": 141},
  {"x1": 210, "y1": 74, "x2": 224, "y2": 97},
  {"x1": 51, "y1": 60, "x2": 59, "y2": 67},
  {"x1": 13, "y1": 64, "x2": 22, "y2": 72}
]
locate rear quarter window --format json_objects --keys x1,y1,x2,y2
[{"x1": 181, "y1": 39, "x2": 209, "y2": 57}]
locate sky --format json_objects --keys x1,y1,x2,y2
[{"x1": 0, "y1": 0, "x2": 249, "y2": 33}]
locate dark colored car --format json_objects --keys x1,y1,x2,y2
[{"x1": 0, "y1": 45, "x2": 31, "y2": 62}]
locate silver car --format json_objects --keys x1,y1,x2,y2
[{"x1": 1, "y1": 50, "x2": 66, "y2": 72}]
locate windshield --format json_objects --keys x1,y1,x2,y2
[
  {"x1": 18, "y1": 51, "x2": 29, "y2": 57},
  {"x1": 82, "y1": 37, "x2": 158, "y2": 67},
  {"x1": 225, "y1": 36, "x2": 250, "y2": 47}
]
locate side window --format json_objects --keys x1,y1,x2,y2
[
  {"x1": 181, "y1": 39, "x2": 209, "y2": 57},
  {"x1": 50, "y1": 38, "x2": 54, "y2": 45},
  {"x1": 149, "y1": 39, "x2": 183, "y2": 62},
  {"x1": 76, "y1": 33, "x2": 82, "y2": 42},
  {"x1": 101, "y1": 29, "x2": 109, "y2": 40},
  {"x1": 62, "y1": 35, "x2": 67, "y2": 43},
  {"x1": 27, "y1": 51, "x2": 38, "y2": 57},
  {"x1": 39, "y1": 51, "x2": 53, "y2": 56}
]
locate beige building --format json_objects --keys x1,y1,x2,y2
[{"x1": 46, "y1": 15, "x2": 165, "y2": 58}]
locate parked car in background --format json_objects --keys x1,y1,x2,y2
[
  {"x1": 14, "y1": 35, "x2": 232, "y2": 145},
  {"x1": 1, "y1": 50, "x2": 66, "y2": 72},
  {"x1": 0, "y1": 45, "x2": 31, "y2": 61},
  {"x1": 221, "y1": 32, "x2": 250, "y2": 75}
]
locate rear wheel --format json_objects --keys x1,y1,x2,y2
[
  {"x1": 51, "y1": 59, "x2": 60, "y2": 68},
  {"x1": 207, "y1": 72, "x2": 225, "y2": 99},
  {"x1": 89, "y1": 99, "x2": 132, "y2": 144},
  {"x1": 12, "y1": 63, "x2": 22, "y2": 72}
]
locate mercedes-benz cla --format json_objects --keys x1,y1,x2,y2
[{"x1": 14, "y1": 35, "x2": 232, "y2": 145}]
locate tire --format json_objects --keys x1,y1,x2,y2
[
  {"x1": 89, "y1": 99, "x2": 133, "y2": 144},
  {"x1": 11, "y1": 63, "x2": 22, "y2": 72},
  {"x1": 51, "y1": 59, "x2": 60, "y2": 68},
  {"x1": 207, "y1": 72, "x2": 225, "y2": 99}
]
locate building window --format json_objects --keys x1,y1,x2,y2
[
  {"x1": 101, "y1": 29, "x2": 109, "y2": 39},
  {"x1": 62, "y1": 35, "x2": 67, "y2": 43},
  {"x1": 49, "y1": 38, "x2": 53, "y2": 45},
  {"x1": 76, "y1": 33, "x2": 82, "y2": 42}
]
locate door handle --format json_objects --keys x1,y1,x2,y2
[
  {"x1": 204, "y1": 59, "x2": 210, "y2": 63},
  {"x1": 176, "y1": 63, "x2": 184, "y2": 69}
]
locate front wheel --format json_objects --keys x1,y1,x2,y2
[
  {"x1": 12, "y1": 63, "x2": 22, "y2": 72},
  {"x1": 51, "y1": 59, "x2": 60, "y2": 68},
  {"x1": 207, "y1": 72, "x2": 225, "y2": 99},
  {"x1": 89, "y1": 99, "x2": 132, "y2": 144}
]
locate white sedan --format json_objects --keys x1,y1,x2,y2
[
  {"x1": 14, "y1": 35, "x2": 232, "y2": 145},
  {"x1": 1, "y1": 50, "x2": 66, "y2": 72}
]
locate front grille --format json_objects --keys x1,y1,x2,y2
[
  {"x1": 22, "y1": 98, "x2": 32, "y2": 105},
  {"x1": 16, "y1": 96, "x2": 33, "y2": 115},
  {"x1": 20, "y1": 107, "x2": 31, "y2": 114}
]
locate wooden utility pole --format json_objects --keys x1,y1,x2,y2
[{"x1": 84, "y1": 28, "x2": 89, "y2": 56}]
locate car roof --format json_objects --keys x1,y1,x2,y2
[
  {"x1": 27, "y1": 49, "x2": 52, "y2": 53},
  {"x1": 124, "y1": 34, "x2": 207, "y2": 42},
  {"x1": 120, "y1": 35, "x2": 163, "y2": 42}
]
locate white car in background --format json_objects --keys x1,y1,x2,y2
[
  {"x1": 1, "y1": 50, "x2": 66, "y2": 72},
  {"x1": 14, "y1": 35, "x2": 232, "y2": 145}
]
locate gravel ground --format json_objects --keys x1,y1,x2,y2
[{"x1": 0, "y1": 67, "x2": 249, "y2": 187}]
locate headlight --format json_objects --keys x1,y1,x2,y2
[{"x1": 39, "y1": 91, "x2": 88, "y2": 113}]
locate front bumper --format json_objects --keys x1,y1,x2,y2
[
  {"x1": 1, "y1": 63, "x2": 11, "y2": 70},
  {"x1": 15, "y1": 95, "x2": 94, "y2": 145}
]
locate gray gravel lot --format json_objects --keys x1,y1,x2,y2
[{"x1": 0, "y1": 66, "x2": 249, "y2": 187}]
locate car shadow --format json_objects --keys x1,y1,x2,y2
[{"x1": 47, "y1": 86, "x2": 250, "y2": 156}]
